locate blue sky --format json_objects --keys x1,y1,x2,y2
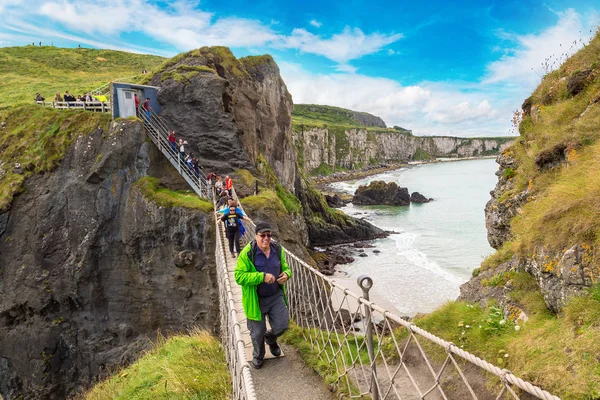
[{"x1": 1, "y1": 0, "x2": 598, "y2": 136}]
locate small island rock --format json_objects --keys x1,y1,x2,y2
[{"x1": 353, "y1": 180, "x2": 410, "y2": 206}]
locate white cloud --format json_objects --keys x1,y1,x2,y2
[
  {"x1": 484, "y1": 8, "x2": 597, "y2": 87},
  {"x1": 387, "y1": 49, "x2": 395, "y2": 55},
  {"x1": 281, "y1": 26, "x2": 402, "y2": 64},
  {"x1": 21, "y1": 0, "x2": 401, "y2": 68},
  {"x1": 0, "y1": 0, "x2": 22, "y2": 13},
  {"x1": 310, "y1": 19, "x2": 322, "y2": 28},
  {"x1": 279, "y1": 61, "x2": 505, "y2": 137}
]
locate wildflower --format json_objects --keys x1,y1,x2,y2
[
  {"x1": 465, "y1": 325, "x2": 471, "y2": 329},
  {"x1": 515, "y1": 325, "x2": 521, "y2": 331},
  {"x1": 504, "y1": 353, "x2": 509, "y2": 358},
  {"x1": 499, "y1": 319, "x2": 506, "y2": 325}
]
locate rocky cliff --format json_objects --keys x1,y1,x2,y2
[
  {"x1": 0, "y1": 120, "x2": 218, "y2": 399},
  {"x1": 295, "y1": 126, "x2": 514, "y2": 172},
  {"x1": 462, "y1": 31, "x2": 600, "y2": 315},
  {"x1": 148, "y1": 48, "x2": 297, "y2": 191}
]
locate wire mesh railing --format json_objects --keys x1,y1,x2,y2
[
  {"x1": 230, "y1": 185, "x2": 560, "y2": 400},
  {"x1": 214, "y1": 203, "x2": 257, "y2": 400},
  {"x1": 138, "y1": 106, "x2": 212, "y2": 199}
]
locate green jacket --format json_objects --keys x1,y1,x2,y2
[{"x1": 234, "y1": 241, "x2": 292, "y2": 321}]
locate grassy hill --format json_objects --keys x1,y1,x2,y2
[
  {"x1": 84, "y1": 330, "x2": 230, "y2": 400},
  {"x1": 0, "y1": 46, "x2": 165, "y2": 109},
  {"x1": 411, "y1": 30, "x2": 600, "y2": 399}
]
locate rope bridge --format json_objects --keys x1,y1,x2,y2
[{"x1": 136, "y1": 116, "x2": 560, "y2": 399}]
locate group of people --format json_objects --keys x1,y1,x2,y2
[
  {"x1": 216, "y1": 188, "x2": 291, "y2": 370},
  {"x1": 34, "y1": 91, "x2": 107, "y2": 103}
]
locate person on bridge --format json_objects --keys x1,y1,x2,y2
[
  {"x1": 225, "y1": 175, "x2": 233, "y2": 196},
  {"x1": 54, "y1": 92, "x2": 63, "y2": 102},
  {"x1": 234, "y1": 222, "x2": 292, "y2": 369},
  {"x1": 220, "y1": 206, "x2": 252, "y2": 258}
]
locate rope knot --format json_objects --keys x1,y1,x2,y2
[
  {"x1": 445, "y1": 342, "x2": 456, "y2": 353},
  {"x1": 500, "y1": 368, "x2": 512, "y2": 383}
]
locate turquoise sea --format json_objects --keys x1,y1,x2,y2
[{"x1": 329, "y1": 158, "x2": 499, "y2": 316}]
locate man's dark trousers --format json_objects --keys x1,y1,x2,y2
[{"x1": 247, "y1": 292, "x2": 289, "y2": 362}]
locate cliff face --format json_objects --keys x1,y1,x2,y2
[
  {"x1": 295, "y1": 127, "x2": 513, "y2": 171},
  {"x1": 0, "y1": 120, "x2": 218, "y2": 399},
  {"x1": 148, "y1": 48, "x2": 297, "y2": 191}
]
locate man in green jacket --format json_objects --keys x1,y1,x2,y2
[{"x1": 234, "y1": 222, "x2": 292, "y2": 369}]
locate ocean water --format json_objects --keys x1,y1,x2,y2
[{"x1": 328, "y1": 158, "x2": 499, "y2": 316}]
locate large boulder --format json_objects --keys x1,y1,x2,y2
[
  {"x1": 352, "y1": 180, "x2": 410, "y2": 206},
  {"x1": 410, "y1": 192, "x2": 433, "y2": 203}
]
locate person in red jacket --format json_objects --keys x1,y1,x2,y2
[
  {"x1": 168, "y1": 130, "x2": 177, "y2": 153},
  {"x1": 225, "y1": 175, "x2": 233, "y2": 196}
]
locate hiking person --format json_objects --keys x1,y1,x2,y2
[
  {"x1": 64, "y1": 91, "x2": 75, "y2": 102},
  {"x1": 220, "y1": 206, "x2": 252, "y2": 258},
  {"x1": 234, "y1": 221, "x2": 291, "y2": 369},
  {"x1": 54, "y1": 92, "x2": 63, "y2": 102},
  {"x1": 134, "y1": 94, "x2": 140, "y2": 115},
  {"x1": 34, "y1": 93, "x2": 45, "y2": 102},
  {"x1": 192, "y1": 157, "x2": 200, "y2": 177},
  {"x1": 168, "y1": 130, "x2": 177, "y2": 153},
  {"x1": 143, "y1": 98, "x2": 151, "y2": 120},
  {"x1": 178, "y1": 139, "x2": 186, "y2": 162},
  {"x1": 214, "y1": 176, "x2": 223, "y2": 196},
  {"x1": 225, "y1": 175, "x2": 233, "y2": 196},
  {"x1": 216, "y1": 190, "x2": 229, "y2": 209}
]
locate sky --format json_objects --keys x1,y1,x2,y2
[{"x1": 0, "y1": 0, "x2": 599, "y2": 137}]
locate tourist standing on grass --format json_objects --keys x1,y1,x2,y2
[
  {"x1": 54, "y1": 92, "x2": 63, "y2": 102},
  {"x1": 234, "y1": 222, "x2": 291, "y2": 369},
  {"x1": 220, "y1": 206, "x2": 252, "y2": 258}
]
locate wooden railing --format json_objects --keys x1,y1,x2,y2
[{"x1": 35, "y1": 101, "x2": 111, "y2": 113}]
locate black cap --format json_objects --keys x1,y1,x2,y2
[{"x1": 255, "y1": 221, "x2": 273, "y2": 234}]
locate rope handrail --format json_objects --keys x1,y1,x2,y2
[
  {"x1": 213, "y1": 204, "x2": 257, "y2": 400},
  {"x1": 230, "y1": 186, "x2": 560, "y2": 400}
]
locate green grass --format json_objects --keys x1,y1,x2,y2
[
  {"x1": 0, "y1": 105, "x2": 111, "y2": 211},
  {"x1": 310, "y1": 162, "x2": 335, "y2": 176},
  {"x1": 84, "y1": 329, "x2": 230, "y2": 400},
  {"x1": 281, "y1": 322, "x2": 369, "y2": 397},
  {"x1": 240, "y1": 189, "x2": 288, "y2": 218},
  {"x1": 401, "y1": 278, "x2": 600, "y2": 399},
  {"x1": 0, "y1": 46, "x2": 165, "y2": 108},
  {"x1": 136, "y1": 177, "x2": 213, "y2": 212},
  {"x1": 293, "y1": 104, "x2": 383, "y2": 128}
]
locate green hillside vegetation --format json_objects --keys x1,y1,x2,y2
[
  {"x1": 0, "y1": 105, "x2": 111, "y2": 211},
  {"x1": 0, "y1": 46, "x2": 165, "y2": 109},
  {"x1": 84, "y1": 330, "x2": 230, "y2": 400},
  {"x1": 415, "y1": 30, "x2": 600, "y2": 399},
  {"x1": 505, "y1": 30, "x2": 600, "y2": 257}
]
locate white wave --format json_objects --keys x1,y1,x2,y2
[{"x1": 390, "y1": 233, "x2": 463, "y2": 284}]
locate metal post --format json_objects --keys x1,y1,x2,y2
[
  {"x1": 254, "y1": 179, "x2": 258, "y2": 195},
  {"x1": 357, "y1": 275, "x2": 378, "y2": 400}
]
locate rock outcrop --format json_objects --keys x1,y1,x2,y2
[
  {"x1": 410, "y1": 192, "x2": 433, "y2": 203},
  {"x1": 149, "y1": 48, "x2": 297, "y2": 191},
  {"x1": 295, "y1": 126, "x2": 514, "y2": 172},
  {"x1": 0, "y1": 121, "x2": 218, "y2": 399},
  {"x1": 352, "y1": 181, "x2": 410, "y2": 206},
  {"x1": 484, "y1": 152, "x2": 528, "y2": 249}
]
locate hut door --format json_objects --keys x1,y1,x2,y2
[{"x1": 118, "y1": 89, "x2": 137, "y2": 118}]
